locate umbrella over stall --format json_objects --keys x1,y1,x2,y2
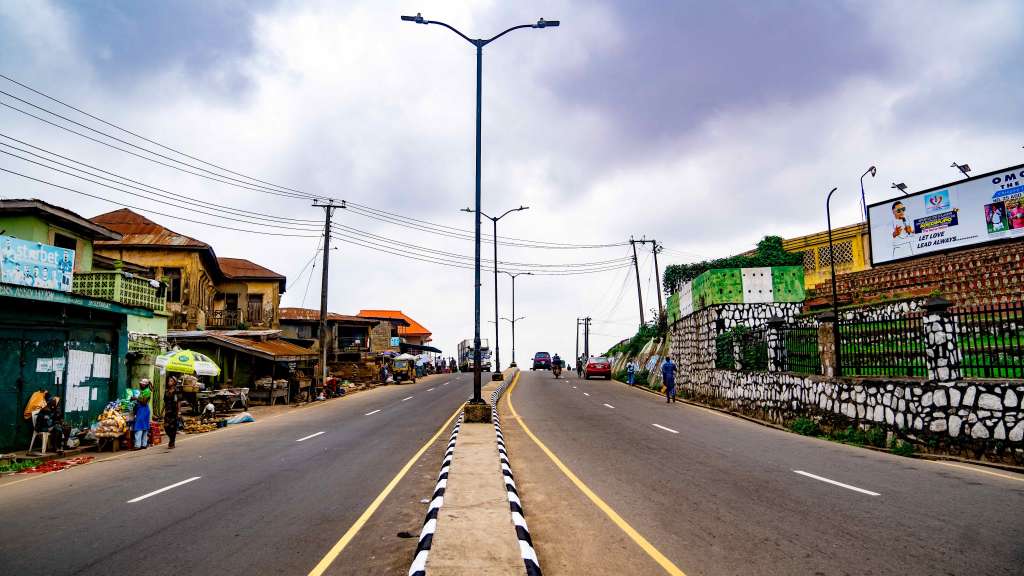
[{"x1": 156, "y1": 349, "x2": 222, "y2": 376}]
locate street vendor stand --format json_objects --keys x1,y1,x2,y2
[{"x1": 156, "y1": 349, "x2": 222, "y2": 415}]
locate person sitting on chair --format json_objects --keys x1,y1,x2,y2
[{"x1": 35, "y1": 395, "x2": 65, "y2": 456}]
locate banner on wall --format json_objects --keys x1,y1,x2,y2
[
  {"x1": 867, "y1": 163, "x2": 1024, "y2": 265},
  {"x1": 0, "y1": 235, "x2": 75, "y2": 292}
]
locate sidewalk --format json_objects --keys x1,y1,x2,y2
[{"x1": 425, "y1": 377, "x2": 525, "y2": 575}]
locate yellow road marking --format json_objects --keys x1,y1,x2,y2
[
  {"x1": 307, "y1": 402, "x2": 464, "y2": 576},
  {"x1": 506, "y1": 373, "x2": 687, "y2": 576},
  {"x1": 932, "y1": 461, "x2": 1024, "y2": 483}
]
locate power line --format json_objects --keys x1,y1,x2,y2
[{"x1": 0, "y1": 74, "x2": 629, "y2": 251}]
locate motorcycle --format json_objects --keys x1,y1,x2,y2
[{"x1": 552, "y1": 362, "x2": 562, "y2": 379}]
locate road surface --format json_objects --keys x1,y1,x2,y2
[
  {"x1": 0, "y1": 372, "x2": 471, "y2": 576},
  {"x1": 503, "y1": 369, "x2": 1024, "y2": 575}
]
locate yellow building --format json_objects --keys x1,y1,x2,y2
[
  {"x1": 91, "y1": 209, "x2": 285, "y2": 330},
  {"x1": 782, "y1": 222, "x2": 871, "y2": 289}
]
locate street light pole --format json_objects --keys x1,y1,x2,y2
[
  {"x1": 500, "y1": 270, "x2": 531, "y2": 367},
  {"x1": 465, "y1": 206, "x2": 528, "y2": 378},
  {"x1": 859, "y1": 166, "x2": 876, "y2": 222},
  {"x1": 826, "y1": 186, "x2": 842, "y2": 378},
  {"x1": 403, "y1": 12, "x2": 558, "y2": 405}
]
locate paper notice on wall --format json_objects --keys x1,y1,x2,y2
[
  {"x1": 92, "y1": 353, "x2": 111, "y2": 379},
  {"x1": 66, "y1": 349, "x2": 93, "y2": 412},
  {"x1": 36, "y1": 358, "x2": 53, "y2": 373},
  {"x1": 53, "y1": 357, "x2": 66, "y2": 372},
  {"x1": 90, "y1": 387, "x2": 97, "y2": 401}
]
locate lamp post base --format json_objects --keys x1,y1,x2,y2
[
  {"x1": 491, "y1": 371, "x2": 503, "y2": 381},
  {"x1": 463, "y1": 401, "x2": 492, "y2": 423}
]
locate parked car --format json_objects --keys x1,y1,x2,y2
[
  {"x1": 584, "y1": 356, "x2": 612, "y2": 379},
  {"x1": 532, "y1": 352, "x2": 551, "y2": 370}
]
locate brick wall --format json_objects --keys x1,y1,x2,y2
[{"x1": 809, "y1": 238, "x2": 1023, "y2": 308}]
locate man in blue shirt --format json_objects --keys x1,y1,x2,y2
[{"x1": 661, "y1": 356, "x2": 678, "y2": 403}]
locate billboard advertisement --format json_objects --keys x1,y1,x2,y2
[
  {"x1": 0, "y1": 235, "x2": 76, "y2": 292},
  {"x1": 868, "y1": 163, "x2": 1024, "y2": 265}
]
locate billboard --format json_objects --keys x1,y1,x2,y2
[
  {"x1": 0, "y1": 235, "x2": 76, "y2": 292},
  {"x1": 868, "y1": 163, "x2": 1024, "y2": 265}
]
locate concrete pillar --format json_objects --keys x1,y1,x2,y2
[
  {"x1": 766, "y1": 316, "x2": 786, "y2": 373},
  {"x1": 817, "y1": 312, "x2": 838, "y2": 378},
  {"x1": 923, "y1": 297, "x2": 961, "y2": 383}
]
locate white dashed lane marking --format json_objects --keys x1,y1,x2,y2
[
  {"x1": 427, "y1": 388, "x2": 435, "y2": 392},
  {"x1": 365, "y1": 409, "x2": 381, "y2": 416},
  {"x1": 603, "y1": 403, "x2": 615, "y2": 409},
  {"x1": 583, "y1": 392, "x2": 590, "y2": 396},
  {"x1": 296, "y1": 431, "x2": 325, "y2": 442},
  {"x1": 652, "y1": 424, "x2": 679, "y2": 434},
  {"x1": 127, "y1": 477, "x2": 201, "y2": 503},
  {"x1": 794, "y1": 470, "x2": 880, "y2": 496},
  {"x1": 402, "y1": 396, "x2": 413, "y2": 402}
]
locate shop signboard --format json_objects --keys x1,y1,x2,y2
[
  {"x1": 0, "y1": 235, "x2": 75, "y2": 292},
  {"x1": 867, "y1": 163, "x2": 1024, "y2": 265}
]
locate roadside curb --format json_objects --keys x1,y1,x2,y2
[
  {"x1": 613, "y1": 378, "x2": 1024, "y2": 475},
  {"x1": 491, "y1": 371, "x2": 542, "y2": 576},
  {"x1": 408, "y1": 412, "x2": 464, "y2": 576}
]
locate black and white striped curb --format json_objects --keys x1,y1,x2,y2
[
  {"x1": 491, "y1": 375, "x2": 542, "y2": 576},
  {"x1": 408, "y1": 412, "x2": 463, "y2": 576}
]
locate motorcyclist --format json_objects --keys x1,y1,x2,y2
[
  {"x1": 552, "y1": 353, "x2": 562, "y2": 378},
  {"x1": 576, "y1": 355, "x2": 585, "y2": 378}
]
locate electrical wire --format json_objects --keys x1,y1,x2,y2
[{"x1": 0, "y1": 74, "x2": 630, "y2": 250}]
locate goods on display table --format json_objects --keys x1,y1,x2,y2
[
  {"x1": 95, "y1": 401, "x2": 129, "y2": 438},
  {"x1": 251, "y1": 377, "x2": 288, "y2": 405}
]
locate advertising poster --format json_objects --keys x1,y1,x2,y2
[
  {"x1": 868, "y1": 164, "x2": 1024, "y2": 265},
  {"x1": 0, "y1": 235, "x2": 76, "y2": 292}
]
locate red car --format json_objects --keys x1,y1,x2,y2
[{"x1": 584, "y1": 356, "x2": 612, "y2": 379}]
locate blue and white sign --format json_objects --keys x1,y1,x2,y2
[
  {"x1": 1, "y1": 235, "x2": 75, "y2": 292},
  {"x1": 390, "y1": 336, "x2": 401, "y2": 347}
]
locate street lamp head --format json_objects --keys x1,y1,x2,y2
[
  {"x1": 892, "y1": 182, "x2": 909, "y2": 195},
  {"x1": 460, "y1": 207, "x2": 474, "y2": 213},
  {"x1": 517, "y1": 205, "x2": 530, "y2": 212},
  {"x1": 535, "y1": 18, "x2": 560, "y2": 28},
  {"x1": 867, "y1": 166, "x2": 877, "y2": 178},
  {"x1": 401, "y1": 13, "x2": 426, "y2": 24}
]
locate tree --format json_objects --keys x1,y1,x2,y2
[{"x1": 662, "y1": 236, "x2": 803, "y2": 294}]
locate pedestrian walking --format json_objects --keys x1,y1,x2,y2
[
  {"x1": 133, "y1": 378, "x2": 153, "y2": 449},
  {"x1": 661, "y1": 356, "x2": 677, "y2": 403},
  {"x1": 163, "y1": 377, "x2": 181, "y2": 449},
  {"x1": 626, "y1": 360, "x2": 637, "y2": 386}
]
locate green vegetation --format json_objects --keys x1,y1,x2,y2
[
  {"x1": 606, "y1": 322, "x2": 660, "y2": 358},
  {"x1": 890, "y1": 438, "x2": 915, "y2": 457},
  {"x1": 0, "y1": 459, "x2": 40, "y2": 473},
  {"x1": 826, "y1": 425, "x2": 888, "y2": 448},
  {"x1": 663, "y1": 236, "x2": 803, "y2": 294},
  {"x1": 715, "y1": 326, "x2": 767, "y2": 371},
  {"x1": 789, "y1": 417, "x2": 820, "y2": 436}
]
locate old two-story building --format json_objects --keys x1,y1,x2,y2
[
  {"x1": 91, "y1": 209, "x2": 286, "y2": 330},
  {"x1": 356, "y1": 309, "x2": 439, "y2": 356},
  {"x1": 0, "y1": 200, "x2": 167, "y2": 452}
]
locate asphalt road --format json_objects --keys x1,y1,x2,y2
[
  {"x1": 505, "y1": 369, "x2": 1024, "y2": 576},
  {"x1": 0, "y1": 372, "x2": 472, "y2": 576}
]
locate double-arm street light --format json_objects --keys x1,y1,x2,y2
[
  {"x1": 464, "y1": 206, "x2": 529, "y2": 378},
  {"x1": 500, "y1": 270, "x2": 532, "y2": 367},
  {"x1": 402, "y1": 12, "x2": 558, "y2": 405}
]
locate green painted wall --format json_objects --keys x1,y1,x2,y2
[
  {"x1": 0, "y1": 214, "x2": 96, "y2": 272},
  {"x1": 771, "y1": 266, "x2": 806, "y2": 302},
  {"x1": 692, "y1": 268, "x2": 744, "y2": 309},
  {"x1": 128, "y1": 313, "x2": 168, "y2": 337}
]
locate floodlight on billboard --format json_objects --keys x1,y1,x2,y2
[{"x1": 867, "y1": 163, "x2": 1024, "y2": 265}]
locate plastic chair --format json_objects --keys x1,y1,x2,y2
[{"x1": 28, "y1": 431, "x2": 49, "y2": 455}]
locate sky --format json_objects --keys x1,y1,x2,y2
[{"x1": 1, "y1": 0, "x2": 1022, "y2": 363}]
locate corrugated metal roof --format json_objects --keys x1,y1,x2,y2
[
  {"x1": 168, "y1": 330, "x2": 317, "y2": 360},
  {"x1": 215, "y1": 334, "x2": 317, "y2": 359},
  {"x1": 218, "y1": 257, "x2": 285, "y2": 280},
  {"x1": 358, "y1": 310, "x2": 430, "y2": 337},
  {"x1": 2, "y1": 199, "x2": 122, "y2": 240},
  {"x1": 279, "y1": 307, "x2": 378, "y2": 325},
  {"x1": 91, "y1": 208, "x2": 208, "y2": 248}
]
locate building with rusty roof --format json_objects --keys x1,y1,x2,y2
[
  {"x1": 357, "y1": 310, "x2": 433, "y2": 351},
  {"x1": 91, "y1": 208, "x2": 286, "y2": 330}
]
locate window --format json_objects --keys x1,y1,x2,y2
[
  {"x1": 53, "y1": 233, "x2": 77, "y2": 270},
  {"x1": 164, "y1": 268, "x2": 182, "y2": 303},
  {"x1": 225, "y1": 293, "x2": 239, "y2": 310}
]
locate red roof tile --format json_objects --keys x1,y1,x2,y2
[
  {"x1": 218, "y1": 257, "x2": 284, "y2": 280},
  {"x1": 280, "y1": 307, "x2": 378, "y2": 325}
]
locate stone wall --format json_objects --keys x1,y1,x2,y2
[
  {"x1": 681, "y1": 370, "x2": 1023, "y2": 464},
  {"x1": 668, "y1": 299, "x2": 1024, "y2": 464}
]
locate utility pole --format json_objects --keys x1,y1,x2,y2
[
  {"x1": 575, "y1": 318, "x2": 581, "y2": 366},
  {"x1": 312, "y1": 199, "x2": 342, "y2": 402},
  {"x1": 633, "y1": 238, "x2": 664, "y2": 319},
  {"x1": 583, "y1": 316, "x2": 592, "y2": 359},
  {"x1": 629, "y1": 237, "x2": 644, "y2": 327}
]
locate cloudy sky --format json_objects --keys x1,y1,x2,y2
[{"x1": 2, "y1": 0, "x2": 1022, "y2": 363}]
